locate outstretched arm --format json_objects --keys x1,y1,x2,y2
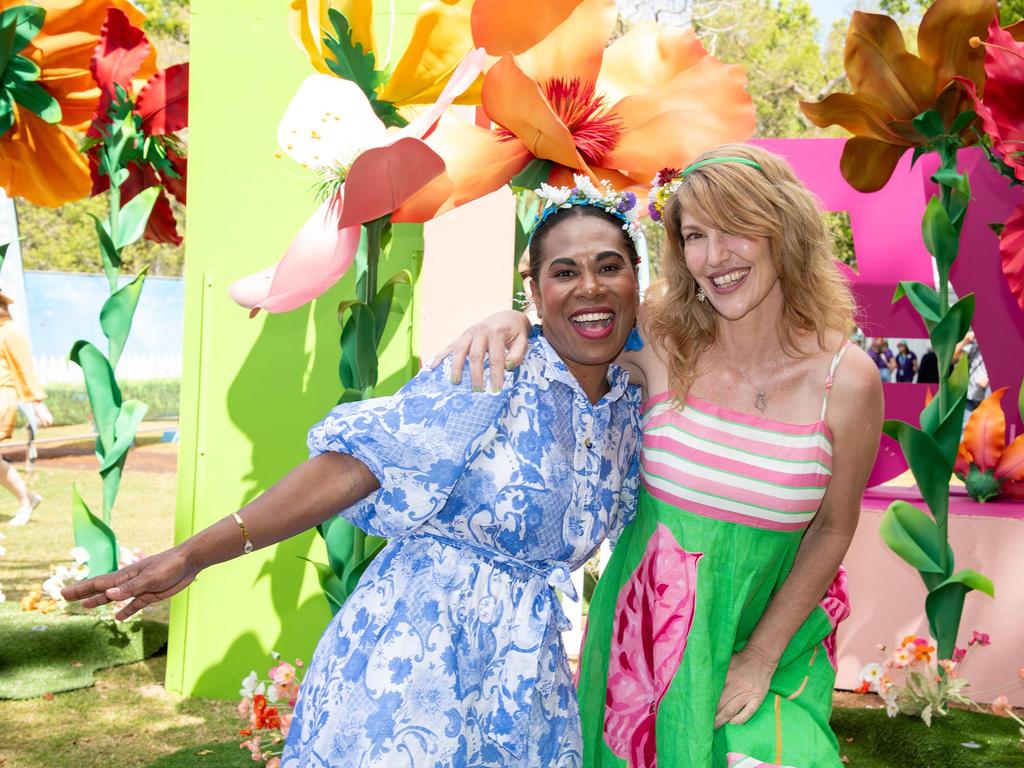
[
  {"x1": 62, "y1": 453, "x2": 379, "y2": 620},
  {"x1": 430, "y1": 310, "x2": 532, "y2": 392},
  {"x1": 714, "y1": 347, "x2": 882, "y2": 727}
]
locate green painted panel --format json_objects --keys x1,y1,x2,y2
[{"x1": 168, "y1": 1, "x2": 423, "y2": 697}]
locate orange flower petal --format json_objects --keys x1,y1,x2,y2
[
  {"x1": 845, "y1": 10, "x2": 936, "y2": 119},
  {"x1": 547, "y1": 164, "x2": 646, "y2": 200},
  {"x1": 603, "y1": 57, "x2": 755, "y2": 179},
  {"x1": 23, "y1": 0, "x2": 153, "y2": 129},
  {"x1": 0, "y1": 111, "x2": 90, "y2": 207},
  {"x1": 839, "y1": 136, "x2": 907, "y2": 193},
  {"x1": 800, "y1": 92, "x2": 907, "y2": 144},
  {"x1": 513, "y1": 0, "x2": 616, "y2": 85},
  {"x1": 1007, "y1": 20, "x2": 1024, "y2": 41},
  {"x1": 482, "y1": 54, "x2": 588, "y2": 172},
  {"x1": 963, "y1": 388, "x2": 1007, "y2": 472},
  {"x1": 288, "y1": 0, "x2": 375, "y2": 76},
  {"x1": 471, "y1": 0, "x2": 582, "y2": 55},
  {"x1": 392, "y1": 121, "x2": 531, "y2": 222},
  {"x1": 995, "y1": 434, "x2": 1024, "y2": 481},
  {"x1": 916, "y1": 0, "x2": 995, "y2": 89},
  {"x1": 597, "y1": 22, "x2": 708, "y2": 103},
  {"x1": 379, "y1": 0, "x2": 480, "y2": 106}
]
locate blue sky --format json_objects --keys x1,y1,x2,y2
[{"x1": 809, "y1": 0, "x2": 853, "y2": 39}]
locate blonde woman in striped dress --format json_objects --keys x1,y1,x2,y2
[{"x1": 438, "y1": 144, "x2": 883, "y2": 767}]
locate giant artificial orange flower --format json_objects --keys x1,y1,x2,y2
[
  {"x1": 800, "y1": 0, "x2": 996, "y2": 193},
  {"x1": 289, "y1": 0, "x2": 481, "y2": 108},
  {"x1": 0, "y1": 0, "x2": 149, "y2": 207},
  {"x1": 392, "y1": 0, "x2": 756, "y2": 222}
]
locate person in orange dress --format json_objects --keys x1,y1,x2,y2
[{"x1": 0, "y1": 288, "x2": 52, "y2": 525}]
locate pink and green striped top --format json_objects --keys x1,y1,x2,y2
[{"x1": 641, "y1": 343, "x2": 850, "y2": 532}]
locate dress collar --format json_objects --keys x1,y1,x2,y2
[{"x1": 527, "y1": 326, "x2": 631, "y2": 407}]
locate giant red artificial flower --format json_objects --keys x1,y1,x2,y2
[{"x1": 87, "y1": 7, "x2": 188, "y2": 245}]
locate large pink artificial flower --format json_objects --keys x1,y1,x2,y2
[
  {"x1": 229, "y1": 48, "x2": 485, "y2": 315},
  {"x1": 819, "y1": 566, "x2": 851, "y2": 668},
  {"x1": 604, "y1": 523, "x2": 702, "y2": 768}
]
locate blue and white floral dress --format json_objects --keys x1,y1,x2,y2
[{"x1": 281, "y1": 333, "x2": 641, "y2": 768}]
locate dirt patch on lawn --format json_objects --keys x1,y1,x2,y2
[{"x1": 1, "y1": 439, "x2": 177, "y2": 474}]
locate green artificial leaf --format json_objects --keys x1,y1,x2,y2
[
  {"x1": 919, "y1": 357, "x2": 968, "y2": 462},
  {"x1": 88, "y1": 213, "x2": 122, "y2": 290},
  {"x1": 337, "y1": 387, "x2": 365, "y2": 405},
  {"x1": 338, "y1": 303, "x2": 378, "y2": 392},
  {"x1": 0, "y1": 10, "x2": 20, "y2": 67},
  {"x1": 948, "y1": 177, "x2": 971, "y2": 232},
  {"x1": 1, "y1": 6, "x2": 44, "y2": 55},
  {"x1": 883, "y1": 419, "x2": 952, "y2": 527},
  {"x1": 879, "y1": 501, "x2": 951, "y2": 575},
  {"x1": 114, "y1": 187, "x2": 161, "y2": 249},
  {"x1": 298, "y1": 556, "x2": 347, "y2": 615},
  {"x1": 9, "y1": 80, "x2": 60, "y2": 123},
  {"x1": 69, "y1": 341, "x2": 122, "y2": 455},
  {"x1": 510, "y1": 159, "x2": 554, "y2": 192},
  {"x1": 913, "y1": 110, "x2": 946, "y2": 140},
  {"x1": 0, "y1": 102, "x2": 13, "y2": 139},
  {"x1": 370, "y1": 270, "x2": 412, "y2": 349},
  {"x1": 71, "y1": 485, "x2": 119, "y2": 579},
  {"x1": 922, "y1": 196, "x2": 959, "y2": 279},
  {"x1": 98, "y1": 399, "x2": 148, "y2": 473},
  {"x1": 319, "y1": 515, "x2": 355, "y2": 579},
  {"x1": 950, "y1": 109, "x2": 977, "y2": 136},
  {"x1": 344, "y1": 533, "x2": 386, "y2": 595},
  {"x1": 925, "y1": 569, "x2": 995, "y2": 661},
  {"x1": 892, "y1": 281, "x2": 942, "y2": 329},
  {"x1": 931, "y1": 294, "x2": 975, "y2": 376},
  {"x1": 6, "y1": 54, "x2": 40, "y2": 82},
  {"x1": 100, "y1": 460, "x2": 125, "y2": 525},
  {"x1": 323, "y1": 9, "x2": 385, "y2": 100},
  {"x1": 931, "y1": 169, "x2": 965, "y2": 191},
  {"x1": 100, "y1": 269, "x2": 147, "y2": 369},
  {"x1": 910, "y1": 145, "x2": 929, "y2": 168},
  {"x1": 963, "y1": 465, "x2": 1002, "y2": 502}
]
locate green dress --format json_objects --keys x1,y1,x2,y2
[{"x1": 578, "y1": 360, "x2": 852, "y2": 768}]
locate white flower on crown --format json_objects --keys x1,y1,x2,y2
[
  {"x1": 536, "y1": 182, "x2": 574, "y2": 209},
  {"x1": 573, "y1": 173, "x2": 603, "y2": 202}
]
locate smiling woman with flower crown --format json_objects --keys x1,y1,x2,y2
[
  {"x1": 64, "y1": 179, "x2": 646, "y2": 767},
  {"x1": 436, "y1": 143, "x2": 884, "y2": 767}
]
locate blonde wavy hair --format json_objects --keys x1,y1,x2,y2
[{"x1": 645, "y1": 143, "x2": 857, "y2": 399}]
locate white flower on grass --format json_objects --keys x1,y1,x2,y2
[
  {"x1": 860, "y1": 662, "x2": 884, "y2": 692},
  {"x1": 883, "y1": 690, "x2": 899, "y2": 718},
  {"x1": 239, "y1": 671, "x2": 265, "y2": 699}
]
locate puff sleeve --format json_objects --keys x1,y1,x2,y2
[{"x1": 307, "y1": 357, "x2": 514, "y2": 538}]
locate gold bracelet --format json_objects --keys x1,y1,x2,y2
[{"x1": 231, "y1": 511, "x2": 254, "y2": 554}]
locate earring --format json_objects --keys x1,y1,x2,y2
[{"x1": 696, "y1": 287, "x2": 707, "y2": 303}]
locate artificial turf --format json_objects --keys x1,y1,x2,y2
[{"x1": 0, "y1": 601, "x2": 168, "y2": 699}]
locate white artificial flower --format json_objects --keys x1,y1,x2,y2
[
  {"x1": 42, "y1": 575, "x2": 65, "y2": 602},
  {"x1": 883, "y1": 690, "x2": 900, "y2": 718},
  {"x1": 536, "y1": 182, "x2": 573, "y2": 209},
  {"x1": 70, "y1": 546, "x2": 90, "y2": 566},
  {"x1": 239, "y1": 671, "x2": 265, "y2": 699},
  {"x1": 860, "y1": 662, "x2": 883, "y2": 692},
  {"x1": 573, "y1": 173, "x2": 601, "y2": 201}
]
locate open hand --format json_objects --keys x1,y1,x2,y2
[
  {"x1": 430, "y1": 310, "x2": 531, "y2": 392},
  {"x1": 33, "y1": 402, "x2": 53, "y2": 428},
  {"x1": 714, "y1": 647, "x2": 777, "y2": 728},
  {"x1": 61, "y1": 547, "x2": 198, "y2": 620}
]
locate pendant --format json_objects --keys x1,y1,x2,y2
[{"x1": 755, "y1": 391, "x2": 767, "y2": 413}]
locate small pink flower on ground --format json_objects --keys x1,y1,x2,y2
[
  {"x1": 237, "y1": 697, "x2": 251, "y2": 719},
  {"x1": 240, "y1": 735, "x2": 262, "y2": 760},
  {"x1": 970, "y1": 631, "x2": 991, "y2": 647},
  {"x1": 992, "y1": 695, "x2": 1013, "y2": 717},
  {"x1": 953, "y1": 647, "x2": 967, "y2": 662},
  {"x1": 893, "y1": 647, "x2": 912, "y2": 668},
  {"x1": 280, "y1": 712, "x2": 293, "y2": 738},
  {"x1": 295, "y1": 658, "x2": 304, "y2": 668},
  {"x1": 269, "y1": 662, "x2": 295, "y2": 686}
]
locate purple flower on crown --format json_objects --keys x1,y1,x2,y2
[
  {"x1": 617, "y1": 191, "x2": 636, "y2": 213},
  {"x1": 648, "y1": 200, "x2": 661, "y2": 222}
]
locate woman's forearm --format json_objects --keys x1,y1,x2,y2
[
  {"x1": 740, "y1": 521, "x2": 854, "y2": 664},
  {"x1": 180, "y1": 452, "x2": 380, "y2": 574}
]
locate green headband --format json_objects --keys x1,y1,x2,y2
[{"x1": 649, "y1": 156, "x2": 765, "y2": 222}]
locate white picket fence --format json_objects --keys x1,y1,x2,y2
[{"x1": 35, "y1": 352, "x2": 181, "y2": 384}]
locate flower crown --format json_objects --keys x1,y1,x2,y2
[
  {"x1": 647, "y1": 156, "x2": 765, "y2": 223},
  {"x1": 532, "y1": 173, "x2": 642, "y2": 246}
]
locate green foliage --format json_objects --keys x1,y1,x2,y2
[
  {"x1": 824, "y1": 211, "x2": 856, "y2": 268},
  {"x1": 71, "y1": 485, "x2": 119, "y2": 578},
  {"x1": 27, "y1": 378, "x2": 179, "y2": 426}
]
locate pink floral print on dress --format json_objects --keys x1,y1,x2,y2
[
  {"x1": 604, "y1": 523, "x2": 702, "y2": 768},
  {"x1": 819, "y1": 566, "x2": 851, "y2": 668}
]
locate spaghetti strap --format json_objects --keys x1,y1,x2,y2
[{"x1": 820, "y1": 340, "x2": 854, "y2": 421}]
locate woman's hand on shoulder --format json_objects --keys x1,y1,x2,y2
[{"x1": 430, "y1": 310, "x2": 532, "y2": 392}]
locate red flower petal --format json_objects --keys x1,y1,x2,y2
[
  {"x1": 604, "y1": 523, "x2": 702, "y2": 768},
  {"x1": 137, "y1": 63, "x2": 189, "y2": 136},
  {"x1": 90, "y1": 8, "x2": 151, "y2": 109},
  {"x1": 1000, "y1": 202, "x2": 1024, "y2": 312},
  {"x1": 339, "y1": 138, "x2": 445, "y2": 228}
]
